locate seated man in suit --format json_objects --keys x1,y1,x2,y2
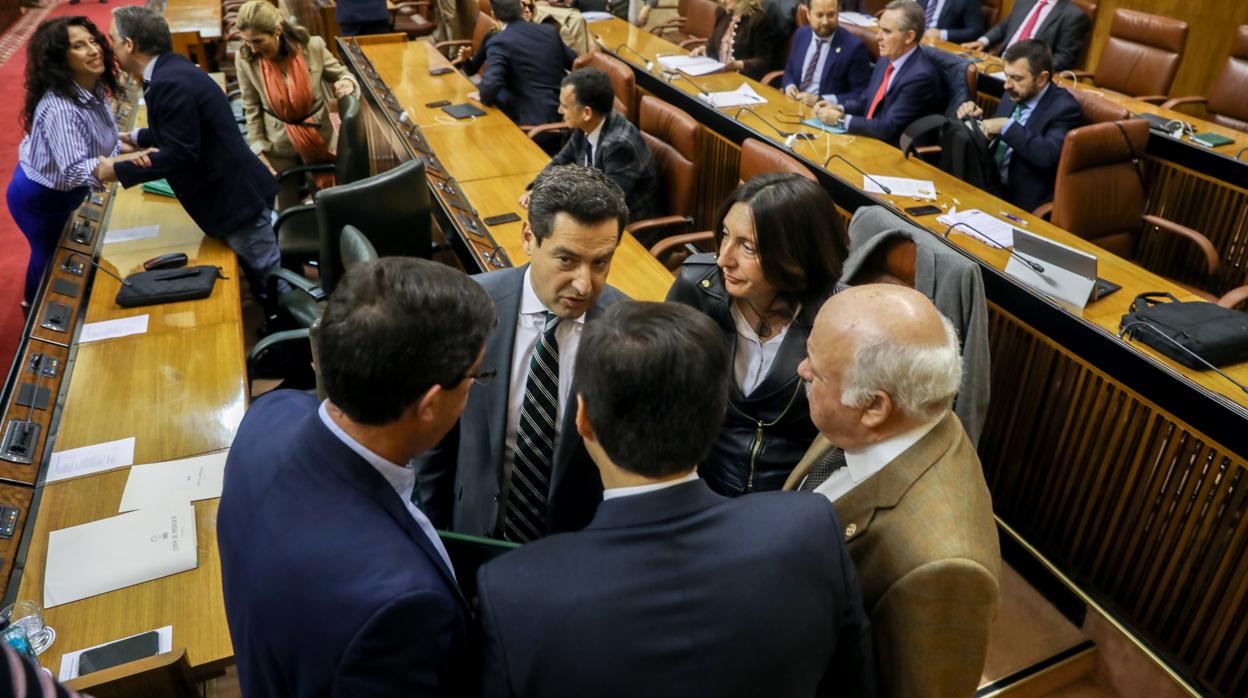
[
  {"x1": 814, "y1": 0, "x2": 943, "y2": 145},
  {"x1": 788, "y1": 284, "x2": 1001, "y2": 698},
  {"x1": 219, "y1": 258, "x2": 495, "y2": 697},
  {"x1": 520, "y1": 68, "x2": 660, "y2": 223},
  {"x1": 961, "y1": 0, "x2": 1090, "y2": 73},
  {"x1": 335, "y1": 0, "x2": 390, "y2": 36},
  {"x1": 416, "y1": 166, "x2": 630, "y2": 542},
  {"x1": 956, "y1": 40, "x2": 1082, "y2": 213},
  {"x1": 474, "y1": 0, "x2": 575, "y2": 126},
  {"x1": 477, "y1": 301, "x2": 875, "y2": 698},
  {"x1": 782, "y1": 0, "x2": 873, "y2": 108},
  {"x1": 918, "y1": 0, "x2": 984, "y2": 43}
]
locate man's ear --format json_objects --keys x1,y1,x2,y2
[
  {"x1": 413, "y1": 383, "x2": 445, "y2": 425},
  {"x1": 521, "y1": 221, "x2": 535, "y2": 256},
  {"x1": 574, "y1": 393, "x2": 595, "y2": 443},
  {"x1": 860, "y1": 390, "x2": 893, "y2": 430}
]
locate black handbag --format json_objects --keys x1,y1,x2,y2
[
  {"x1": 115, "y1": 265, "x2": 226, "y2": 308},
  {"x1": 1119, "y1": 292, "x2": 1248, "y2": 368}
]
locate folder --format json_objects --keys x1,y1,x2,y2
[
  {"x1": 141, "y1": 179, "x2": 176, "y2": 197},
  {"x1": 1191, "y1": 132, "x2": 1234, "y2": 148},
  {"x1": 438, "y1": 530, "x2": 519, "y2": 599}
]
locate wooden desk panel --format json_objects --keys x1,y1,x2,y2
[{"x1": 164, "y1": 0, "x2": 222, "y2": 40}]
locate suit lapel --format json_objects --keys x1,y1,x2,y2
[
  {"x1": 783, "y1": 434, "x2": 833, "y2": 490},
  {"x1": 1036, "y1": 0, "x2": 1067, "y2": 38},
  {"x1": 1010, "y1": 0, "x2": 1041, "y2": 36},
  {"x1": 485, "y1": 267, "x2": 526, "y2": 476}
]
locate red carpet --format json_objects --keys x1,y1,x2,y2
[{"x1": 0, "y1": 0, "x2": 143, "y2": 372}]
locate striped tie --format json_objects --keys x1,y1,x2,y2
[
  {"x1": 503, "y1": 312, "x2": 561, "y2": 543},
  {"x1": 799, "y1": 448, "x2": 848, "y2": 491},
  {"x1": 994, "y1": 104, "x2": 1025, "y2": 167},
  {"x1": 924, "y1": 0, "x2": 938, "y2": 28}
]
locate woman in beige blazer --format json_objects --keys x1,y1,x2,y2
[{"x1": 235, "y1": 0, "x2": 358, "y2": 209}]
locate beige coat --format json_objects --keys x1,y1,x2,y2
[
  {"x1": 784, "y1": 412, "x2": 1002, "y2": 698},
  {"x1": 235, "y1": 35, "x2": 357, "y2": 161}
]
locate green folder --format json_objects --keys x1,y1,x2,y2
[
  {"x1": 438, "y1": 530, "x2": 520, "y2": 599},
  {"x1": 1191, "y1": 132, "x2": 1235, "y2": 149},
  {"x1": 141, "y1": 179, "x2": 176, "y2": 197}
]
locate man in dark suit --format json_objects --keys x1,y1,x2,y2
[
  {"x1": 956, "y1": 40, "x2": 1082, "y2": 212},
  {"x1": 474, "y1": 0, "x2": 574, "y2": 126},
  {"x1": 918, "y1": 0, "x2": 984, "y2": 43},
  {"x1": 522, "y1": 68, "x2": 660, "y2": 224},
  {"x1": 335, "y1": 0, "x2": 391, "y2": 36},
  {"x1": 961, "y1": 0, "x2": 1090, "y2": 72},
  {"x1": 476, "y1": 301, "x2": 875, "y2": 698},
  {"x1": 815, "y1": 0, "x2": 943, "y2": 145},
  {"x1": 219, "y1": 257, "x2": 495, "y2": 697},
  {"x1": 415, "y1": 166, "x2": 630, "y2": 542},
  {"x1": 105, "y1": 7, "x2": 282, "y2": 301},
  {"x1": 782, "y1": 0, "x2": 873, "y2": 108}
]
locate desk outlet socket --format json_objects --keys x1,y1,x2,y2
[
  {"x1": 41, "y1": 302, "x2": 70, "y2": 333},
  {"x1": 0, "y1": 507, "x2": 19, "y2": 539},
  {"x1": 61, "y1": 256, "x2": 84, "y2": 276},
  {"x1": 0, "y1": 420, "x2": 40, "y2": 465},
  {"x1": 27, "y1": 354, "x2": 59, "y2": 378},
  {"x1": 70, "y1": 223, "x2": 93, "y2": 245}
]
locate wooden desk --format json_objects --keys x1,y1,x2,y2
[{"x1": 164, "y1": 0, "x2": 223, "y2": 40}]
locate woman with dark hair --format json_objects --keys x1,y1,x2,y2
[
  {"x1": 667, "y1": 173, "x2": 848, "y2": 496},
  {"x1": 689, "y1": 0, "x2": 786, "y2": 81},
  {"x1": 6, "y1": 16, "x2": 150, "y2": 311},
  {"x1": 235, "y1": 0, "x2": 357, "y2": 209}
]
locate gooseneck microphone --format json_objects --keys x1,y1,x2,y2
[
  {"x1": 732, "y1": 106, "x2": 815, "y2": 144},
  {"x1": 942, "y1": 221, "x2": 1044, "y2": 274},
  {"x1": 823, "y1": 154, "x2": 893, "y2": 195},
  {"x1": 66, "y1": 252, "x2": 131, "y2": 287},
  {"x1": 663, "y1": 71, "x2": 711, "y2": 98},
  {"x1": 615, "y1": 44, "x2": 654, "y2": 71}
]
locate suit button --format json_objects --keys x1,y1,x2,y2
[
  {"x1": 482, "y1": 530, "x2": 490, "y2": 536},
  {"x1": 492, "y1": 491, "x2": 500, "y2": 502},
  {"x1": 845, "y1": 523, "x2": 857, "y2": 537}
]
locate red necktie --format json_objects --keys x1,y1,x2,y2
[
  {"x1": 866, "y1": 62, "x2": 895, "y2": 120},
  {"x1": 1016, "y1": 0, "x2": 1048, "y2": 42}
]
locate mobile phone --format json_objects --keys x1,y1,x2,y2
[
  {"x1": 425, "y1": 100, "x2": 452, "y2": 108},
  {"x1": 905, "y1": 205, "x2": 942, "y2": 216},
  {"x1": 78, "y1": 631, "x2": 161, "y2": 675},
  {"x1": 483, "y1": 212, "x2": 522, "y2": 226},
  {"x1": 429, "y1": 66, "x2": 454, "y2": 76}
]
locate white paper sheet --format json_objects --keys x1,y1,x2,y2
[
  {"x1": 119, "y1": 450, "x2": 229, "y2": 512},
  {"x1": 44, "y1": 503, "x2": 198, "y2": 608},
  {"x1": 47, "y1": 436, "x2": 136, "y2": 483},
  {"x1": 987, "y1": 71, "x2": 1006, "y2": 81},
  {"x1": 863, "y1": 175, "x2": 938, "y2": 200},
  {"x1": 657, "y1": 55, "x2": 726, "y2": 76},
  {"x1": 937, "y1": 208, "x2": 1016, "y2": 247},
  {"x1": 58, "y1": 626, "x2": 173, "y2": 681},
  {"x1": 103, "y1": 225, "x2": 160, "y2": 244},
  {"x1": 700, "y1": 83, "x2": 767, "y2": 109},
  {"x1": 839, "y1": 11, "x2": 877, "y2": 26},
  {"x1": 79, "y1": 314, "x2": 149, "y2": 344},
  {"x1": 580, "y1": 11, "x2": 614, "y2": 21}
]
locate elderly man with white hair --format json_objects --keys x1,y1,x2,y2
[{"x1": 787, "y1": 283, "x2": 1001, "y2": 698}]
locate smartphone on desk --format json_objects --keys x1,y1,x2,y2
[
  {"x1": 429, "y1": 66, "x2": 454, "y2": 76},
  {"x1": 78, "y1": 630, "x2": 161, "y2": 676}
]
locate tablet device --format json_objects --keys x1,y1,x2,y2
[{"x1": 443, "y1": 103, "x2": 487, "y2": 119}]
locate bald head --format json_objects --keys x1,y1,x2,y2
[{"x1": 798, "y1": 285, "x2": 961, "y2": 449}]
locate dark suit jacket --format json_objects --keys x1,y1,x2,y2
[
  {"x1": 995, "y1": 83, "x2": 1082, "y2": 213},
  {"x1": 983, "y1": 0, "x2": 1091, "y2": 72},
  {"x1": 920, "y1": 0, "x2": 985, "y2": 44},
  {"x1": 479, "y1": 21, "x2": 575, "y2": 126},
  {"x1": 219, "y1": 390, "x2": 470, "y2": 698},
  {"x1": 115, "y1": 53, "x2": 278, "y2": 238},
  {"x1": 477, "y1": 480, "x2": 876, "y2": 698},
  {"x1": 842, "y1": 47, "x2": 943, "y2": 145},
  {"x1": 781, "y1": 26, "x2": 873, "y2": 104},
  {"x1": 538, "y1": 111, "x2": 660, "y2": 222},
  {"x1": 707, "y1": 8, "x2": 787, "y2": 81},
  {"x1": 335, "y1": 0, "x2": 390, "y2": 24},
  {"x1": 414, "y1": 265, "x2": 627, "y2": 538}
]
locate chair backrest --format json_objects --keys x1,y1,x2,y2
[
  {"x1": 1051, "y1": 119, "x2": 1148, "y2": 258},
  {"x1": 315, "y1": 158, "x2": 432, "y2": 295},
  {"x1": 1071, "y1": 0, "x2": 1098, "y2": 70},
  {"x1": 684, "y1": 0, "x2": 720, "y2": 40},
  {"x1": 923, "y1": 46, "x2": 973, "y2": 117},
  {"x1": 738, "y1": 138, "x2": 816, "y2": 184},
  {"x1": 479, "y1": 0, "x2": 492, "y2": 17},
  {"x1": 340, "y1": 224, "x2": 380, "y2": 271},
  {"x1": 1070, "y1": 87, "x2": 1130, "y2": 124},
  {"x1": 639, "y1": 95, "x2": 701, "y2": 217},
  {"x1": 1094, "y1": 9, "x2": 1187, "y2": 98},
  {"x1": 171, "y1": 31, "x2": 207, "y2": 68},
  {"x1": 843, "y1": 22, "x2": 880, "y2": 60},
  {"x1": 572, "y1": 52, "x2": 638, "y2": 122},
  {"x1": 471, "y1": 11, "x2": 495, "y2": 54},
  {"x1": 1206, "y1": 25, "x2": 1248, "y2": 132},
  {"x1": 980, "y1": 0, "x2": 1000, "y2": 27},
  {"x1": 335, "y1": 95, "x2": 371, "y2": 185}
]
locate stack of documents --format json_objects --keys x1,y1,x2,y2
[
  {"x1": 937, "y1": 208, "x2": 1016, "y2": 247},
  {"x1": 656, "y1": 55, "x2": 725, "y2": 76},
  {"x1": 699, "y1": 83, "x2": 767, "y2": 109},
  {"x1": 580, "y1": 11, "x2": 614, "y2": 21}
]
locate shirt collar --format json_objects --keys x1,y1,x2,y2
[
  {"x1": 317, "y1": 401, "x2": 415, "y2": 492},
  {"x1": 843, "y1": 414, "x2": 943, "y2": 487},
  {"x1": 889, "y1": 45, "x2": 919, "y2": 71},
  {"x1": 71, "y1": 82, "x2": 103, "y2": 106},
  {"x1": 1023, "y1": 82, "x2": 1050, "y2": 110},
  {"x1": 603, "y1": 471, "x2": 700, "y2": 500},
  {"x1": 585, "y1": 117, "x2": 606, "y2": 149},
  {"x1": 520, "y1": 266, "x2": 588, "y2": 325},
  {"x1": 141, "y1": 55, "x2": 158, "y2": 84}
]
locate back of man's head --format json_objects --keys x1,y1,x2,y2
[
  {"x1": 562, "y1": 68, "x2": 616, "y2": 117},
  {"x1": 112, "y1": 6, "x2": 173, "y2": 55},
  {"x1": 493, "y1": 0, "x2": 525, "y2": 23},
  {"x1": 577, "y1": 301, "x2": 729, "y2": 478},
  {"x1": 318, "y1": 258, "x2": 494, "y2": 426}
]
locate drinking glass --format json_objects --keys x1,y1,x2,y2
[{"x1": 0, "y1": 600, "x2": 54, "y2": 654}]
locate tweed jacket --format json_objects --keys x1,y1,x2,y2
[
  {"x1": 235, "y1": 36, "x2": 358, "y2": 160},
  {"x1": 784, "y1": 412, "x2": 1001, "y2": 698}
]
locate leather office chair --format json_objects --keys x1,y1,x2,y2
[
  {"x1": 843, "y1": 21, "x2": 880, "y2": 61},
  {"x1": 479, "y1": 0, "x2": 493, "y2": 16},
  {"x1": 651, "y1": 0, "x2": 718, "y2": 48},
  {"x1": 435, "y1": 11, "x2": 495, "y2": 62},
  {"x1": 761, "y1": 4, "x2": 811, "y2": 87},
  {"x1": 1069, "y1": 88, "x2": 1130, "y2": 124},
  {"x1": 629, "y1": 95, "x2": 701, "y2": 246},
  {"x1": 1162, "y1": 25, "x2": 1248, "y2": 133},
  {"x1": 1069, "y1": 0, "x2": 1098, "y2": 71},
  {"x1": 1074, "y1": 9, "x2": 1187, "y2": 102},
  {"x1": 393, "y1": 1, "x2": 438, "y2": 38},
  {"x1": 572, "y1": 52, "x2": 638, "y2": 122},
  {"x1": 980, "y1": 0, "x2": 1000, "y2": 28}
]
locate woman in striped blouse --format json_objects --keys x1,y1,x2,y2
[{"x1": 6, "y1": 17, "x2": 152, "y2": 310}]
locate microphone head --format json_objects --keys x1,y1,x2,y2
[
  {"x1": 784, "y1": 134, "x2": 797, "y2": 149},
  {"x1": 880, "y1": 185, "x2": 893, "y2": 195},
  {"x1": 645, "y1": 61, "x2": 654, "y2": 71}
]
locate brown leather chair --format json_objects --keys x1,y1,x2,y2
[
  {"x1": 393, "y1": 1, "x2": 437, "y2": 38},
  {"x1": 980, "y1": 0, "x2": 1000, "y2": 28},
  {"x1": 1078, "y1": 9, "x2": 1187, "y2": 102},
  {"x1": 1162, "y1": 25, "x2": 1248, "y2": 133},
  {"x1": 1070, "y1": 0, "x2": 1098, "y2": 71},
  {"x1": 629, "y1": 96, "x2": 702, "y2": 246},
  {"x1": 1070, "y1": 88, "x2": 1131, "y2": 124},
  {"x1": 434, "y1": 11, "x2": 495, "y2": 62},
  {"x1": 738, "y1": 137, "x2": 816, "y2": 184},
  {"x1": 479, "y1": 0, "x2": 493, "y2": 16},
  {"x1": 1049, "y1": 119, "x2": 1219, "y2": 297},
  {"x1": 572, "y1": 52, "x2": 638, "y2": 122},
  {"x1": 843, "y1": 21, "x2": 880, "y2": 61},
  {"x1": 652, "y1": 0, "x2": 718, "y2": 48},
  {"x1": 761, "y1": 4, "x2": 811, "y2": 87}
]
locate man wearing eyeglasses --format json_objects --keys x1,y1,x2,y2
[{"x1": 415, "y1": 165, "x2": 630, "y2": 544}]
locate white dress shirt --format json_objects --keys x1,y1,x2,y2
[
  {"x1": 584, "y1": 118, "x2": 605, "y2": 167},
  {"x1": 504, "y1": 267, "x2": 586, "y2": 475},
  {"x1": 318, "y1": 402, "x2": 455, "y2": 578},
  {"x1": 1005, "y1": 0, "x2": 1057, "y2": 48},
  {"x1": 603, "y1": 472, "x2": 700, "y2": 500},
  {"x1": 730, "y1": 304, "x2": 795, "y2": 397},
  {"x1": 814, "y1": 414, "x2": 943, "y2": 503},
  {"x1": 845, "y1": 45, "x2": 918, "y2": 129}
]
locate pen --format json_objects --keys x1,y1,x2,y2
[{"x1": 999, "y1": 211, "x2": 1028, "y2": 226}]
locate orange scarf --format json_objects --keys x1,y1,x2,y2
[{"x1": 260, "y1": 48, "x2": 335, "y2": 189}]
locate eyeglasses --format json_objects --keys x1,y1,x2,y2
[{"x1": 468, "y1": 368, "x2": 497, "y2": 385}]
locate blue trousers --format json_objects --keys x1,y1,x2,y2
[{"x1": 6, "y1": 165, "x2": 87, "y2": 304}]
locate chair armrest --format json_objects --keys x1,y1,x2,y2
[
  {"x1": 914, "y1": 145, "x2": 942, "y2": 155},
  {"x1": 650, "y1": 19, "x2": 685, "y2": 34},
  {"x1": 1142, "y1": 214, "x2": 1219, "y2": 276},
  {"x1": 268, "y1": 268, "x2": 325, "y2": 300},
  {"x1": 273, "y1": 203, "x2": 317, "y2": 236},
  {"x1": 1069, "y1": 69, "x2": 1094, "y2": 80},
  {"x1": 649, "y1": 230, "x2": 714, "y2": 259},
  {"x1": 678, "y1": 38, "x2": 707, "y2": 50},
  {"x1": 276, "y1": 162, "x2": 334, "y2": 184},
  {"x1": 433, "y1": 39, "x2": 473, "y2": 54},
  {"x1": 1218, "y1": 286, "x2": 1248, "y2": 310},
  {"x1": 523, "y1": 122, "x2": 571, "y2": 141},
  {"x1": 247, "y1": 328, "x2": 312, "y2": 368},
  {"x1": 761, "y1": 70, "x2": 784, "y2": 87},
  {"x1": 394, "y1": 0, "x2": 433, "y2": 12},
  {"x1": 1160, "y1": 95, "x2": 1206, "y2": 111},
  {"x1": 1032, "y1": 202, "x2": 1053, "y2": 220},
  {"x1": 626, "y1": 214, "x2": 695, "y2": 239},
  {"x1": 1134, "y1": 94, "x2": 1168, "y2": 105}
]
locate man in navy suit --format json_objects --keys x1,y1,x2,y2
[
  {"x1": 917, "y1": 0, "x2": 984, "y2": 44},
  {"x1": 105, "y1": 7, "x2": 283, "y2": 301},
  {"x1": 476, "y1": 301, "x2": 875, "y2": 698},
  {"x1": 219, "y1": 257, "x2": 496, "y2": 697},
  {"x1": 474, "y1": 0, "x2": 575, "y2": 126},
  {"x1": 781, "y1": 0, "x2": 873, "y2": 108},
  {"x1": 957, "y1": 40, "x2": 1081, "y2": 213},
  {"x1": 815, "y1": 0, "x2": 943, "y2": 145},
  {"x1": 335, "y1": 0, "x2": 391, "y2": 36},
  {"x1": 415, "y1": 166, "x2": 629, "y2": 542},
  {"x1": 961, "y1": 0, "x2": 1090, "y2": 72}
]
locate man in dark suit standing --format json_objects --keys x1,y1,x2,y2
[
  {"x1": 781, "y1": 0, "x2": 873, "y2": 108},
  {"x1": 476, "y1": 301, "x2": 875, "y2": 698},
  {"x1": 956, "y1": 40, "x2": 1082, "y2": 212},
  {"x1": 961, "y1": 0, "x2": 1090, "y2": 72},
  {"x1": 415, "y1": 166, "x2": 630, "y2": 542},
  {"x1": 815, "y1": 0, "x2": 943, "y2": 145},
  {"x1": 918, "y1": 0, "x2": 984, "y2": 43},
  {"x1": 219, "y1": 257, "x2": 496, "y2": 697},
  {"x1": 474, "y1": 0, "x2": 574, "y2": 126},
  {"x1": 104, "y1": 7, "x2": 283, "y2": 301}
]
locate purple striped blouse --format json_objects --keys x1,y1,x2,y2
[{"x1": 18, "y1": 82, "x2": 120, "y2": 192}]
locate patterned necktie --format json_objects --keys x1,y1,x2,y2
[
  {"x1": 994, "y1": 104, "x2": 1024, "y2": 166},
  {"x1": 866, "y1": 62, "x2": 895, "y2": 120},
  {"x1": 924, "y1": 0, "x2": 938, "y2": 28},
  {"x1": 801, "y1": 39, "x2": 827, "y2": 93},
  {"x1": 1015, "y1": 0, "x2": 1048, "y2": 43},
  {"x1": 799, "y1": 447, "x2": 848, "y2": 491},
  {"x1": 503, "y1": 312, "x2": 561, "y2": 543}
]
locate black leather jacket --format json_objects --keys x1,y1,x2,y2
[{"x1": 667, "y1": 253, "x2": 836, "y2": 496}]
